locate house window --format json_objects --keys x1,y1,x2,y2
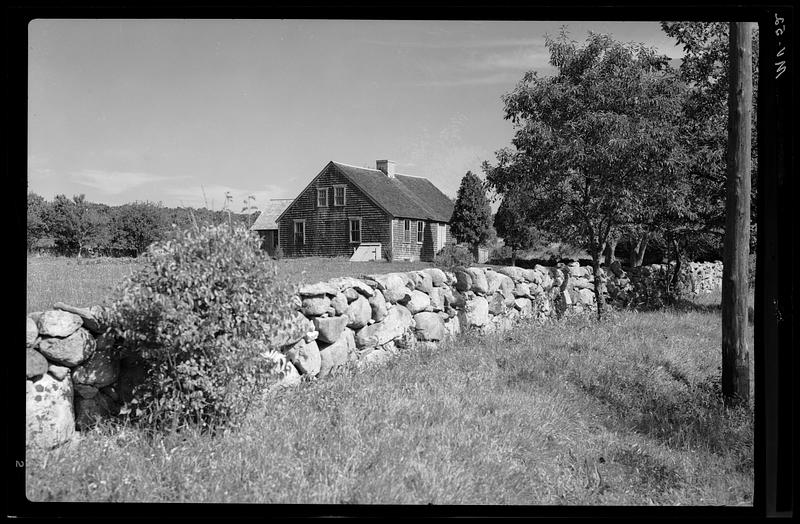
[
  {"x1": 417, "y1": 221, "x2": 424, "y2": 244},
  {"x1": 317, "y1": 188, "x2": 328, "y2": 207},
  {"x1": 334, "y1": 185, "x2": 346, "y2": 206},
  {"x1": 350, "y1": 218, "x2": 361, "y2": 243},
  {"x1": 293, "y1": 220, "x2": 305, "y2": 245},
  {"x1": 403, "y1": 219, "x2": 411, "y2": 242}
]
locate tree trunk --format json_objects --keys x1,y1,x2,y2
[
  {"x1": 628, "y1": 232, "x2": 649, "y2": 267},
  {"x1": 604, "y1": 237, "x2": 618, "y2": 267},
  {"x1": 592, "y1": 251, "x2": 606, "y2": 321},
  {"x1": 668, "y1": 237, "x2": 683, "y2": 304},
  {"x1": 721, "y1": 21, "x2": 752, "y2": 407},
  {"x1": 511, "y1": 248, "x2": 517, "y2": 267}
]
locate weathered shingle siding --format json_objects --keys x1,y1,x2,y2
[
  {"x1": 278, "y1": 163, "x2": 392, "y2": 257},
  {"x1": 388, "y1": 218, "x2": 432, "y2": 262},
  {"x1": 387, "y1": 219, "x2": 455, "y2": 262}
]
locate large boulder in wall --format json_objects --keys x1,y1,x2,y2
[
  {"x1": 428, "y1": 287, "x2": 444, "y2": 311},
  {"x1": 37, "y1": 328, "x2": 96, "y2": 367},
  {"x1": 318, "y1": 328, "x2": 355, "y2": 378},
  {"x1": 26, "y1": 373, "x2": 75, "y2": 449},
  {"x1": 458, "y1": 296, "x2": 489, "y2": 327},
  {"x1": 330, "y1": 293, "x2": 349, "y2": 316},
  {"x1": 466, "y1": 268, "x2": 489, "y2": 295},
  {"x1": 413, "y1": 312, "x2": 446, "y2": 342},
  {"x1": 453, "y1": 268, "x2": 473, "y2": 292},
  {"x1": 496, "y1": 266, "x2": 525, "y2": 282},
  {"x1": 406, "y1": 290, "x2": 431, "y2": 315},
  {"x1": 409, "y1": 271, "x2": 434, "y2": 294},
  {"x1": 313, "y1": 315, "x2": 349, "y2": 344},
  {"x1": 421, "y1": 268, "x2": 447, "y2": 287},
  {"x1": 37, "y1": 310, "x2": 84, "y2": 338},
  {"x1": 345, "y1": 295, "x2": 372, "y2": 329},
  {"x1": 355, "y1": 305, "x2": 413, "y2": 349},
  {"x1": 327, "y1": 276, "x2": 375, "y2": 298},
  {"x1": 298, "y1": 282, "x2": 339, "y2": 297},
  {"x1": 485, "y1": 270, "x2": 504, "y2": 294},
  {"x1": 53, "y1": 302, "x2": 106, "y2": 334},
  {"x1": 286, "y1": 339, "x2": 321, "y2": 377},
  {"x1": 368, "y1": 289, "x2": 389, "y2": 322},
  {"x1": 71, "y1": 334, "x2": 119, "y2": 388},
  {"x1": 300, "y1": 296, "x2": 333, "y2": 317},
  {"x1": 26, "y1": 348, "x2": 48, "y2": 379},
  {"x1": 384, "y1": 287, "x2": 412, "y2": 305},
  {"x1": 26, "y1": 317, "x2": 39, "y2": 347}
]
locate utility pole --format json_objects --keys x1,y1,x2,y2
[{"x1": 721, "y1": 21, "x2": 753, "y2": 406}]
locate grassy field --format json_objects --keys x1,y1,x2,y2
[
  {"x1": 26, "y1": 255, "x2": 433, "y2": 313},
  {"x1": 24, "y1": 255, "x2": 754, "y2": 506}
]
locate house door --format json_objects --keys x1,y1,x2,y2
[{"x1": 436, "y1": 223, "x2": 446, "y2": 253}]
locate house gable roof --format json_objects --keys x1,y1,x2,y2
[
  {"x1": 331, "y1": 162, "x2": 454, "y2": 222},
  {"x1": 250, "y1": 199, "x2": 294, "y2": 230}
]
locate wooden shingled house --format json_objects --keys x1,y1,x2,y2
[{"x1": 276, "y1": 160, "x2": 455, "y2": 261}]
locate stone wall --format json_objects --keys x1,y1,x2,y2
[{"x1": 25, "y1": 260, "x2": 722, "y2": 450}]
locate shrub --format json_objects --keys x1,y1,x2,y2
[
  {"x1": 273, "y1": 245, "x2": 285, "y2": 260},
  {"x1": 382, "y1": 245, "x2": 393, "y2": 262},
  {"x1": 433, "y1": 243, "x2": 474, "y2": 270},
  {"x1": 105, "y1": 223, "x2": 300, "y2": 432}
]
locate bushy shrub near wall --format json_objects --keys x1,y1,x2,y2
[
  {"x1": 433, "y1": 244, "x2": 474, "y2": 270},
  {"x1": 105, "y1": 223, "x2": 299, "y2": 432}
]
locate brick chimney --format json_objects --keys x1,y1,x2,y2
[{"x1": 376, "y1": 159, "x2": 396, "y2": 178}]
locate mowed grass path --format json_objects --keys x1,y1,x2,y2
[
  {"x1": 25, "y1": 259, "x2": 754, "y2": 505},
  {"x1": 26, "y1": 255, "x2": 433, "y2": 313}
]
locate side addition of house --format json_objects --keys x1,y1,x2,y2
[
  {"x1": 275, "y1": 159, "x2": 454, "y2": 261},
  {"x1": 249, "y1": 199, "x2": 294, "y2": 256}
]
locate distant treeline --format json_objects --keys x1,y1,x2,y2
[{"x1": 27, "y1": 193, "x2": 256, "y2": 257}]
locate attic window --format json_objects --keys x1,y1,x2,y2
[
  {"x1": 334, "y1": 185, "x2": 346, "y2": 206},
  {"x1": 317, "y1": 188, "x2": 328, "y2": 207}
]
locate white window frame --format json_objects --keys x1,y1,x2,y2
[
  {"x1": 293, "y1": 220, "x2": 305, "y2": 245},
  {"x1": 317, "y1": 187, "x2": 328, "y2": 207},
  {"x1": 334, "y1": 185, "x2": 347, "y2": 207},
  {"x1": 417, "y1": 221, "x2": 424, "y2": 244},
  {"x1": 349, "y1": 217, "x2": 362, "y2": 243},
  {"x1": 403, "y1": 219, "x2": 411, "y2": 243}
]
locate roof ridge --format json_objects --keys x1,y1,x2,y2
[{"x1": 332, "y1": 160, "x2": 382, "y2": 172}]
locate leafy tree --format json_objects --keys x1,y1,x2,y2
[
  {"x1": 660, "y1": 22, "x2": 759, "y2": 257},
  {"x1": 27, "y1": 192, "x2": 49, "y2": 251},
  {"x1": 110, "y1": 202, "x2": 165, "y2": 256},
  {"x1": 494, "y1": 193, "x2": 539, "y2": 266},
  {"x1": 484, "y1": 31, "x2": 687, "y2": 318},
  {"x1": 45, "y1": 194, "x2": 110, "y2": 256},
  {"x1": 450, "y1": 171, "x2": 493, "y2": 250}
]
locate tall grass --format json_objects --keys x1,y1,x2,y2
[
  {"x1": 26, "y1": 256, "x2": 140, "y2": 313},
  {"x1": 25, "y1": 293, "x2": 753, "y2": 505}
]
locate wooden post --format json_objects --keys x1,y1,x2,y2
[{"x1": 721, "y1": 21, "x2": 752, "y2": 406}]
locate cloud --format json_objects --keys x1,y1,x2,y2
[
  {"x1": 359, "y1": 36, "x2": 546, "y2": 49},
  {"x1": 466, "y1": 47, "x2": 551, "y2": 72},
  {"x1": 70, "y1": 169, "x2": 184, "y2": 195}
]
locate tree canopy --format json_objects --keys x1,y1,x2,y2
[
  {"x1": 484, "y1": 30, "x2": 689, "y2": 316},
  {"x1": 493, "y1": 193, "x2": 539, "y2": 265},
  {"x1": 450, "y1": 171, "x2": 493, "y2": 250}
]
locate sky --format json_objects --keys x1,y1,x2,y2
[{"x1": 28, "y1": 19, "x2": 685, "y2": 212}]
